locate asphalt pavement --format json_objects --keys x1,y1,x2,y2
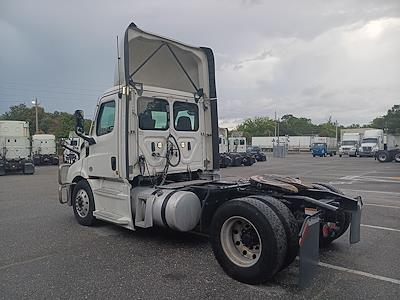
[{"x1": 0, "y1": 154, "x2": 399, "y2": 299}]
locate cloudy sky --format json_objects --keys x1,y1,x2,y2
[{"x1": 0, "y1": 0, "x2": 399, "y2": 127}]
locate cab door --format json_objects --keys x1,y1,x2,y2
[
  {"x1": 86, "y1": 96, "x2": 119, "y2": 178},
  {"x1": 136, "y1": 96, "x2": 170, "y2": 174},
  {"x1": 170, "y1": 100, "x2": 204, "y2": 171}
]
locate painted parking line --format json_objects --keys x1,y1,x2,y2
[
  {"x1": 361, "y1": 224, "x2": 400, "y2": 233},
  {"x1": 339, "y1": 189, "x2": 400, "y2": 196},
  {"x1": 365, "y1": 204, "x2": 400, "y2": 209},
  {"x1": 318, "y1": 262, "x2": 400, "y2": 285}
]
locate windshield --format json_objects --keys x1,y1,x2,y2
[
  {"x1": 313, "y1": 143, "x2": 325, "y2": 147},
  {"x1": 362, "y1": 138, "x2": 377, "y2": 143},
  {"x1": 342, "y1": 141, "x2": 356, "y2": 146}
]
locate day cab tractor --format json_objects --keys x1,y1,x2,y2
[{"x1": 58, "y1": 23, "x2": 362, "y2": 285}]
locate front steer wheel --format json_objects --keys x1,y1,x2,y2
[
  {"x1": 72, "y1": 180, "x2": 96, "y2": 226},
  {"x1": 210, "y1": 197, "x2": 287, "y2": 284}
]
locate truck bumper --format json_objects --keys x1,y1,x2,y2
[{"x1": 359, "y1": 151, "x2": 375, "y2": 157}]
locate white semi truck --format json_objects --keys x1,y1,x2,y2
[
  {"x1": 227, "y1": 137, "x2": 255, "y2": 166},
  {"x1": 0, "y1": 120, "x2": 34, "y2": 175},
  {"x1": 339, "y1": 133, "x2": 362, "y2": 157},
  {"x1": 62, "y1": 132, "x2": 83, "y2": 164},
  {"x1": 58, "y1": 23, "x2": 362, "y2": 285},
  {"x1": 218, "y1": 128, "x2": 231, "y2": 168},
  {"x1": 359, "y1": 129, "x2": 383, "y2": 157},
  {"x1": 375, "y1": 134, "x2": 400, "y2": 163},
  {"x1": 32, "y1": 134, "x2": 59, "y2": 165}
]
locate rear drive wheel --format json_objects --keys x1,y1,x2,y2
[
  {"x1": 249, "y1": 195, "x2": 299, "y2": 270},
  {"x1": 211, "y1": 198, "x2": 287, "y2": 284},
  {"x1": 395, "y1": 152, "x2": 400, "y2": 163},
  {"x1": 72, "y1": 180, "x2": 96, "y2": 226}
]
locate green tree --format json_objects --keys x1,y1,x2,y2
[{"x1": 236, "y1": 117, "x2": 275, "y2": 142}]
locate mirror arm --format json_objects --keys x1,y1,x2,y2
[{"x1": 75, "y1": 129, "x2": 96, "y2": 145}]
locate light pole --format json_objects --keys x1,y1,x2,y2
[{"x1": 32, "y1": 98, "x2": 39, "y2": 134}]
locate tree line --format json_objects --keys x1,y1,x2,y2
[{"x1": 235, "y1": 104, "x2": 399, "y2": 141}]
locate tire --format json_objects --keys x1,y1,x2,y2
[
  {"x1": 72, "y1": 180, "x2": 96, "y2": 226},
  {"x1": 243, "y1": 156, "x2": 253, "y2": 166},
  {"x1": 249, "y1": 195, "x2": 299, "y2": 270},
  {"x1": 210, "y1": 197, "x2": 287, "y2": 284},
  {"x1": 339, "y1": 154, "x2": 342, "y2": 157},
  {"x1": 313, "y1": 154, "x2": 316, "y2": 157},
  {"x1": 312, "y1": 183, "x2": 351, "y2": 246},
  {"x1": 395, "y1": 152, "x2": 400, "y2": 163},
  {"x1": 377, "y1": 151, "x2": 389, "y2": 163}
]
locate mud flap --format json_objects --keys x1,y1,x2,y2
[
  {"x1": 299, "y1": 213, "x2": 320, "y2": 288},
  {"x1": 350, "y1": 196, "x2": 362, "y2": 244}
]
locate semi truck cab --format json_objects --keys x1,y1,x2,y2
[
  {"x1": 58, "y1": 23, "x2": 362, "y2": 285},
  {"x1": 360, "y1": 129, "x2": 383, "y2": 157}
]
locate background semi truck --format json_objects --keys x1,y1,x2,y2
[
  {"x1": 311, "y1": 136, "x2": 337, "y2": 157},
  {"x1": 375, "y1": 134, "x2": 400, "y2": 163},
  {"x1": 339, "y1": 132, "x2": 362, "y2": 157},
  {"x1": 359, "y1": 129, "x2": 383, "y2": 157},
  {"x1": 32, "y1": 134, "x2": 59, "y2": 165},
  {"x1": 58, "y1": 22, "x2": 362, "y2": 285},
  {"x1": 62, "y1": 132, "x2": 83, "y2": 164},
  {"x1": 0, "y1": 120, "x2": 34, "y2": 175},
  {"x1": 227, "y1": 137, "x2": 255, "y2": 166}
]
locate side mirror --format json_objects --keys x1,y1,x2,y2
[
  {"x1": 73, "y1": 109, "x2": 96, "y2": 145},
  {"x1": 74, "y1": 110, "x2": 85, "y2": 134}
]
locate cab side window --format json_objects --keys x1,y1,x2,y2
[{"x1": 96, "y1": 101, "x2": 116, "y2": 136}]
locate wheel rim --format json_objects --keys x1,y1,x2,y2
[
  {"x1": 75, "y1": 189, "x2": 90, "y2": 218},
  {"x1": 378, "y1": 154, "x2": 387, "y2": 161},
  {"x1": 220, "y1": 216, "x2": 262, "y2": 267},
  {"x1": 395, "y1": 154, "x2": 400, "y2": 162}
]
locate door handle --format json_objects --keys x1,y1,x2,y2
[{"x1": 111, "y1": 156, "x2": 116, "y2": 171}]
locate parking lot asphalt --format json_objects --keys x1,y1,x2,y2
[{"x1": 0, "y1": 154, "x2": 399, "y2": 299}]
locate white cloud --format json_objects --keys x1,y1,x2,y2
[{"x1": 0, "y1": 0, "x2": 399, "y2": 127}]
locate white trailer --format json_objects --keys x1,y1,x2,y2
[
  {"x1": 0, "y1": 121, "x2": 34, "y2": 175},
  {"x1": 251, "y1": 136, "x2": 288, "y2": 152},
  {"x1": 287, "y1": 136, "x2": 312, "y2": 152},
  {"x1": 57, "y1": 22, "x2": 362, "y2": 285},
  {"x1": 32, "y1": 134, "x2": 59, "y2": 165},
  {"x1": 339, "y1": 133, "x2": 362, "y2": 157}
]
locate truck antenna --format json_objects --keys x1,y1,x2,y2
[{"x1": 117, "y1": 35, "x2": 122, "y2": 99}]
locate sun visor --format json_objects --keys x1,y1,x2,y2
[{"x1": 115, "y1": 23, "x2": 211, "y2": 97}]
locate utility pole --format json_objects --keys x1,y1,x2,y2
[
  {"x1": 335, "y1": 120, "x2": 338, "y2": 142},
  {"x1": 32, "y1": 98, "x2": 39, "y2": 134}
]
